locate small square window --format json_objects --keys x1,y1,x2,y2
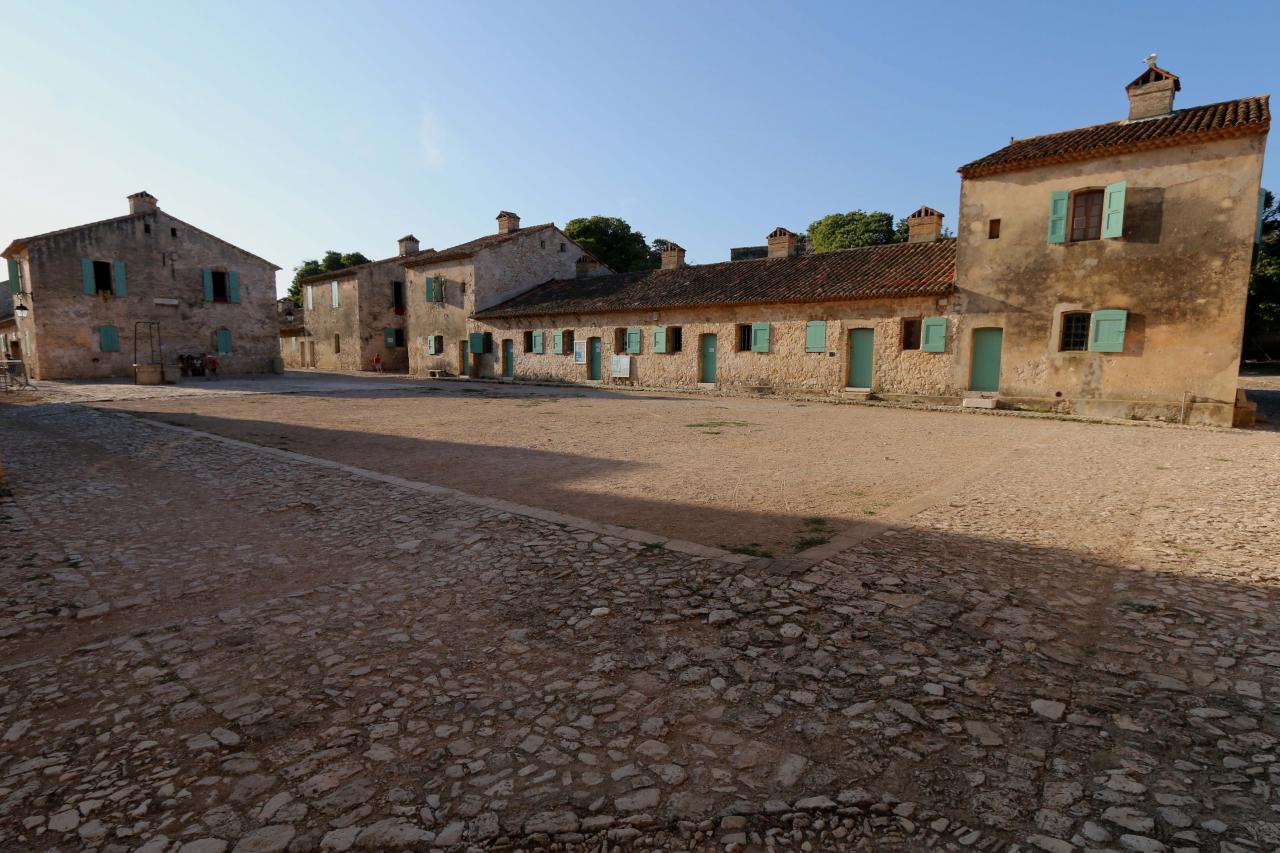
[
  {"x1": 614, "y1": 327, "x2": 627, "y2": 352},
  {"x1": 670, "y1": 327, "x2": 683, "y2": 353},
  {"x1": 171, "y1": 227, "x2": 178, "y2": 238},
  {"x1": 736, "y1": 324, "x2": 752, "y2": 352},
  {"x1": 144, "y1": 223, "x2": 151, "y2": 234},
  {"x1": 902, "y1": 318, "x2": 922, "y2": 350},
  {"x1": 540, "y1": 239, "x2": 546, "y2": 249},
  {"x1": 1060, "y1": 312, "x2": 1090, "y2": 351},
  {"x1": 559, "y1": 242, "x2": 567, "y2": 253},
  {"x1": 988, "y1": 219, "x2": 1001, "y2": 239},
  {"x1": 523, "y1": 331, "x2": 534, "y2": 353}
]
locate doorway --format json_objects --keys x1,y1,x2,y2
[
  {"x1": 847, "y1": 328, "x2": 873, "y2": 388},
  {"x1": 588, "y1": 337, "x2": 602, "y2": 380},
  {"x1": 458, "y1": 341, "x2": 468, "y2": 376},
  {"x1": 699, "y1": 333, "x2": 717, "y2": 383},
  {"x1": 502, "y1": 339, "x2": 515, "y2": 378},
  {"x1": 970, "y1": 327, "x2": 1003, "y2": 392}
]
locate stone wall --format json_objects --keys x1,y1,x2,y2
[
  {"x1": 298, "y1": 276, "x2": 362, "y2": 371},
  {"x1": 471, "y1": 297, "x2": 958, "y2": 395},
  {"x1": 955, "y1": 133, "x2": 1266, "y2": 426},
  {"x1": 404, "y1": 260, "x2": 475, "y2": 376},
  {"x1": 11, "y1": 210, "x2": 278, "y2": 380}
]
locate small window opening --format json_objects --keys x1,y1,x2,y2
[
  {"x1": 334, "y1": 333, "x2": 341, "y2": 354},
  {"x1": 1060, "y1": 312, "x2": 1090, "y2": 351},
  {"x1": 902, "y1": 318, "x2": 922, "y2": 350},
  {"x1": 736, "y1": 324, "x2": 752, "y2": 352},
  {"x1": 171, "y1": 227, "x2": 178, "y2": 238},
  {"x1": 92, "y1": 260, "x2": 113, "y2": 294},
  {"x1": 540, "y1": 239, "x2": 546, "y2": 249},
  {"x1": 392, "y1": 280, "x2": 405, "y2": 315},
  {"x1": 434, "y1": 334, "x2": 444, "y2": 354},
  {"x1": 482, "y1": 332, "x2": 493, "y2": 353},
  {"x1": 988, "y1": 219, "x2": 1001, "y2": 239},
  {"x1": 670, "y1": 326, "x2": 683, "y2": 353},
  {"x1": 559, "y1": 242, "x2": 567, "y2": 253},
  {"x1": 523, "y1": 331, "x2": 534, "y2": 353},
  {"x1": 210, "y1": 270, "x2": 229, "y2": 302},
  {"x1": 614, "y1": 327, "x2": 627, "y2": 352},
  {"x1": 1070, "y1": 190, "x2": 1104, "y2": 242},
  {"x1": 563, "y1": 329, "x2": 575, "y2": 355},
  {"x1": 394, "y1": 328, "x2": 406, "y2": 348},
  {"x1": 144, "y1": 223, "x2": 152, "y2": 234}
]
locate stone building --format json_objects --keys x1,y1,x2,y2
[
  {"x1": 403, "y1": 211, "x2": 605, "y2": 377},
  {"x1": 1, "y1": 192, "x2": 281, "y2": 380},
  {"x1": 467, "y1": 63, "x2": 1268, "y2": 426},
  {"x1": 472, "y1": 221, "x2": 955, "y2": 393},
  {"x1": 292, "y1": 235, "x2": 435, "y2": 372}
]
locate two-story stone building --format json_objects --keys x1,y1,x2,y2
[
  {"x1": 469, "y1": 64, "x2": 1268, "y2": 426},
  {"x1": 2, "y1": 192, "x2": 281, "y2": 380}
]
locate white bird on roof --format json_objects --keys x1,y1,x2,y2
[{"x1": 1143, "y1": 53, "x2": 1158, "y2": 67}]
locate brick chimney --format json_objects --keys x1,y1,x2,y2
[
  {"x1": 906, "y1": 206, "x2": 944, "y2": 243},
  {"x1": 1126, "y1": 60, "x2": 1180, "y2": 121},
  {"x1": 576, "y1": 255, "x2": 599, "y2": 278},
  {"x1": 398, "y1": 234, "x2": 419, "y2": 256},
  {"x1": 496, "y1": 211, "x2": 520, "y2": 234},
  {"x1": 767, "y1": 227, "x2": 797, "y2": 259},
  {"x1": 660, "y1": 243, "x2": 686, "y2": 270},
  {"x1": 128, "y1": 191, "x2": 158, "y2": 214}
]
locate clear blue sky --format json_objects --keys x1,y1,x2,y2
[{"x1": 1, "y1": 1, "x2": 1275, "y2": 295}]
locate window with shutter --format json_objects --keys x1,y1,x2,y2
[
  {"x1": 805, "y1": 321, "x2": 826, "y2": 353},
  {"x1": 1047, "y1": 191, "x2": 1069, "y2": 244},
  {"x1": 98, "y1": 325, "x2": 120, "y2": 352},
  {"x1": 1089, "y1": 309, "x2": 1128, "y2": 352},
  {"x1": 216, "y1": 329, "x2": 232, "y2": 353},
  {"x1": 384, "y1": 327, "x2": 396, "y2": 348},
  {"x1": 1102, "y1": 181, "x2": 1126, "y2": 239},
  {"x1": 82, "y1": 258, "x2": 96, "y2": 295},
  {"x1": 331, "y1": 281, "x2": 339, "y2": 308},
  {"x1": 305, "y1": 282, "x2": 313, "y2": 310},
  {"x1": 652, "y1": 326, "x2": 667, "y2": 353},
  {"x1": 228, "y1": 271, "x2": 240, "y2": 303},
  {"x1": 532, "y1": 331, "x2": 545, "y2": 354},
  {"x1": 921, "y1": 317, "x2": 948, "y2": 352},
  {"x1": 434, "y1": 335, "x2": 444, "y2": 354},
  {"x1": 626, "y1": 327, "x2": 642, "y2": 354},
  {"x1": 552, "y1": 331, "x2": 563, "y2": 354},
  {"x1": 6, "y1": 258, "x2": 19, "y2": 294},
  {"x1": 469, "y1": 332, "x2": 485, "y2": 354},
  {"x1": 750, "y1": 322, "x2": 770, "y2": 353}
]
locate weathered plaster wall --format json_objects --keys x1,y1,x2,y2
[
  {"x1": 954, "y1": 134, "x2": 1266, "y2": 425},
  {"x1": 13, "y1": 211, "x2": 278, "y2": 380},
  {"x1": 405, "y1": 260, "x2": 475, "y2": 376},
  {"x1": 357, "y1": 263, "x2": 409, "y2": 371},
  {"x1": 472, "y1": 296, "x2": 958, "y2": 395},
  {"x1": 472, "y1": 227, "x2": 589, "y2": 312},
  {"x1": 299, "y1": 276, "x2": 362, "y2": 371}
]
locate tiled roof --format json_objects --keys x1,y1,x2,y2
[
  {"x1": 297, "y1": 247, "x2": 438, "y2": 284},
  {"x1": 476, "y1": 239, "x2": 956, "y2": 319},
  {"x1": 403, "y1": 224, "x2": 558, "y2": 267},
  {"x1": 958, "y1": 96, "x2": 1270, "y2": 178}
]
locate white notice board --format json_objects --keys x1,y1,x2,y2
[
  {"x1": 610, "y1": 354, "x2": 631, "y2": 378},
  {"x1": 573, "y1": 340, "x2": 587, "y2": 364}
]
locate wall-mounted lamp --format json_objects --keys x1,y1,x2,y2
[{"x1": 13, "y1": 298, "x2": 29, "y2": 318}]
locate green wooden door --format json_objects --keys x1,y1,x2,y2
[
  {"x1": 502, "y1": 339, "x2": 514, "y2": 378},
  {"x1": 588, "y1": 337, "x2": 602, "y2": 380},
  {"x1": 699, "y1": 334, "x2": 717, "y2": 383},
  {"x1": 970, "y1": 327, "x2": 1003, "y2": 392},
  {"x1": 847, "y1": 328, "x2": 873, "y2": 388}
]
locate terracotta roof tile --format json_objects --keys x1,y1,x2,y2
[
  {"x1": 405, "y1": 224, "x2": 557, "y2": 267},
  {"x1": 476, "y1": 240, "x2": 956, "y2": 318},
  {"x1": 958, "y1": 96, "x2": 1270, "y2": 178}
]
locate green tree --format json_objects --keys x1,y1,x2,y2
[
  {"x1": 563, "y1": 216, "x2": 655, "y2": 273},
  {"x1": 1245, "y1": 189, "x2": 1280, "y2": 359},
  {"x1": 807, "y1": 210, "x2": 904, "y2": 253},
  {"x1": 287, "y1": 250, "x2": 371, "y2": 306}
]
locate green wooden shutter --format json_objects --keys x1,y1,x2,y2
[
  {"x1": 750, "y1": 322, "x2": 770, "y2": 353},
  {"x1": 1089, "y1": 310, "x2": 1128, "y2": 352},
  {"x1": 228, "y1": 271, "x2": 240, "y2": 303},
  {"x1": 921, "y1": 317, "x2": 948, "y2": 352},
  {"x1": 202, "y1": 268, "x2": 214, "y2": 301},
  {"x1": 531, "y1": 331, "x2": 543, "y2": 354},
  {"x1": 98, "y1": 325, "x2": 120, "y2": 352},
  {"x1": 626, "y1": 327, "x2": 642, "y2": 354},
  {"x1": 469, "y1": 332, "x2": 485, "y2": 354},
  {"x1": 552, "y1": 331, "x2": 563, "y2": 354},
  {"x1": 1102, "y1": 181, "x2": 1126, "y2": 239},
  {"x1": 383, "y1": 327, "x2": 395, "y2": 348},
  {"x1": 425, "y1": 276, "x2": 434, "y2": 301},
  {"x1": 652, "y1": 326, "x2": 667, "y2": 353},
  {"x1": 216, "y1": 329, "x2": 232, "y2": 353},
  {"x1": 1047, "y1": 191, "x2": 1069, "y2": 244},
  {"x1": 112, "y1": 260, "x2": 127, "y2": 296},
  {"x1": 6, "y1": 258, "x2": 19, "y2": 293},
  {"x1": 436, "y1": 278, "x2": 445, "y2": 302},
  {"x1": 805, "y1": 321, "x2": 826, "y2": 353},
  {"x1": 82, "y1": 258, "x2": 96, "y2": 295}
]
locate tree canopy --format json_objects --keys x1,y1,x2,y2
[
  {"x1": 807, "y1": 210, "x2": 910, "y2": 253},
  {"x1": 563, "y1": 216, "x2": 661, "y2": 273},
  {"x1": 288, "y1": 251, "x2": 371, "y2": 305},
  {"x1": 1245, "y1": 188, "x2": 1280, "y2": 359}
]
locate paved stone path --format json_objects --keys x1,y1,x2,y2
[{"x1": 1, "y1": 401, "x2": 1279, "y2": 852}]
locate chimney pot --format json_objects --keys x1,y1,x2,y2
[
  {"x1": 1125, "y1": 63, "x2": 1180, "y2": 121},
  {"x1": 906, "y1": 206, "x2": 944, "y2": 243},
  {"x1": 766, "y1": 227, "x2": 798, "y2": 259},
  {"x1": 128, "y1": 191, "x2": 158, "y2": 215},
  {"x1": 496, "y1": 210, "x2": 521, "y2": 234},
  {"x1": 660, "y1": 243, "x2": 686, "y2": 270},
  {"x1": 398, "y1": 234, "x2": 419, "y2": 256}
]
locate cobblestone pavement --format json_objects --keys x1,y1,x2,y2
[{"x1": 2, "y1": 401, "x2": 1279, "y2": 852}]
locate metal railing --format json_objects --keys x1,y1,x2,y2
[{"x1": 0, "y1": 359, "x2": 33, "y2": 392}]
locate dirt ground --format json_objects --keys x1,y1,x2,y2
[{"x1": 91, "y1": 374, "x2": 1272, "y2": 557}]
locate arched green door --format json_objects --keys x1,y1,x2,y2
[
  {"x1": 699, "y1": 334, "x2": 717, "y2": 383},
  {"x1": 970, "y1": 327, "x2": 1003, "y2": 392},
  {"x1": 588, "y1": 337, "x2": 602, "y2": 380}
]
